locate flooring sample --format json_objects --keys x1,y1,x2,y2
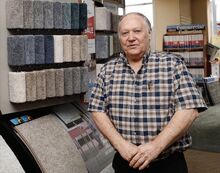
[
  {"x1": 14, "y1": 115, "x2": 87, "y2": 173},
  {"x1": 36, "y1": 70, "x2": 46, "y2": 100},
  {"x1": 64, "y1": 67, "x2": 73, "y2": 95},
  {"x1": 45, "y1": 69, "x2": 56, "y2": 98},
  {"x1": 111, "y1": 14, "x2": 120, "y2": 32},
  {"x1": 71, "y1": 3, "x2": 79, "y2": 29},
  {"x1": 80, "y1": 66, "x2": 89, "y2": 93},
  {"x1": 71, "y1": 35, "x2": 81, "y2": 62},
  {"x1": 9, "y1": 72, "x2": 26, "y2": 103},
  {"x1": 72, "y1": 67, "x2": 81, "y2": 94},
  {"x1": 24, "y1": 35, "x2": 35, "y2": 65},
  {"x1": 33, "y1": 1, "x2": 44, "y2": 29},
  {"x1": 79, "y1": 3, "x2": 87, "y2": 30},
  {"x1": 62, "y1": 3, "x2": 71, "y2": 29},
  {"x1": 206, "y1": 81, "x2": 220, "y2": 104},
  {"x1": 109, "y1": 35, "x2": 113, "y2": 56},
  {"x1": 95, "y1": 7, "x2": 111, "y2": 31},
  {"x1": 44, "y1": 35, "x2": 54, "y2": 64},
  {"x1": 0, "y1": 135, "x2": 25, "y2": 173},
  {"x1": 95, "y1": 35, "x2": 109, "y2": 59},
  {"x1": 63, "y1": 35, "x2": 72, "y2": 62},
  {"x1": 54, "y1": 35, "x2": 64, "y2": 63},
  {"x1": 43, "y1": 1, "x2": 53, "y2": 29},
  {"x1": 6, "y1": 0, "x2": 23, "y2": 29},
  {"x1": 55, "y1": 69, "x2": 64, "y2": 97},
  {"x1": 23, "y1": 0, "x2": 34, "y2": 29},
  {"x1": 80, "y1": 35, "x2": 88, "y2": 61},
  {"x1": 53, "y1": 2, "x2": 62, "y2": 29},
  {"x1": 25, "y1": 71, "x2": 37, "y2": 102},
  {"x1": 7, "y1": 36, "x2": 25, "y2": 66},
  {"x1": 35, "y1": 35, "x2": 45, "y2": 64}
]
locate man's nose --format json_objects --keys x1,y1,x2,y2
[{"x1": 128, "y1": 32, "x2": 135, "y2": 40}]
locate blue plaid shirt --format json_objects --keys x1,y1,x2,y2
[{"x1": 89, "y1": 51, "x2": 207, "y2": 156}]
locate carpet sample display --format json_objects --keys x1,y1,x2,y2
[
  {"x1": 113, "y1": 34, "x2": 121, "y2": 54},
  {"x1": 71, "y1": 35, "x2": 81, "y2": 62},
  {"x1": 55, "y1": 69, "x2": 64, "y2": 97},
  {"x1": 80, "y1": 35, "x2": 88, "y2": 61},
  {"x1": 95, "y1": 7, "x2": 111, "y2": 31},
  {"x1": 95, "y1": 35, "x2": 109, "y2": 59},
  {"x1": 23, "y1": 0, "x2": 34, "y2": 29},
  {"x1": 111, "y1": 14, "x2": 120, "y2": 32},
  {"x1": 72, "y1": 67, "x2": 81, "y2": 94},
  {"x1": 9, "y1": 72, "x2": 26, "y2": 103},
  {"x1": 24, "y1": 35, "x2": 35, "y2": 65},
  {"x1": 64, "y1": 68, "x2": 73, "y2": 95},
  {"x1": 53, "y1": 2, "x2": 62, "y2": 29},
  {"x1": 63, "y1": 35, "x2": 72, "y2": 62},
  {"x1": 33, "y1": 1, "x2": 44, "y2": 29},
  {"x1": 79, "y1": 3, "x2": 87, "y2": 30},
  {"x1": 80, "y1": 66, "x2": 89, "y2": 93},
  {"x1": 71, "y1": 3, "x2": 79, "y2": 29},
  {"x1": 14, "y1": 114, "x2": 87, "y2": 173},
  {"x1": 35, "y1": 35, "x2": 45, "y2": 64},
  {"x1": 36, "y1": 70, "x2": 46, "y2": 100},
  {"x1": 54, "y1": 35, "x2": 64, "y2": 63},
  {"x1": 6, "y1": 0, "x2": 23, "y2": 29},
  {"x1": 7, "y1": 36, "x2": 25, "y2": 66},
  {"x1": 43, "y1": 1, "x2": 53, "y2": 29},
  {"x1": 62, "y1": 3, "x2": 71, "y2": 29},
  {"x1": 0, "y1": 135, "x2": 25, "y2": 173},
  {"x1": 25, "y1": 71, "x2": 37, "y2": 102},
  {"x1": 45, "y1": 69, "x2": 56, "y2": 98},
  {"x1": 44, "y1": 35, "x2": 54, "y2": 64},
  {"x1": 109, "y1": 35, "x2": 113, "y2": 57}
]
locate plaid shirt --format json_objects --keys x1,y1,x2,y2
[{"x1": 89, "y1": 51, "x2": 207, "y2": 156}]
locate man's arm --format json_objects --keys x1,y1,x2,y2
[
  {"x1": 129, "y1": 108, "x2": 199, "y2": 170},
  {"x1": 92, "y1": 111, "x2": 138, "y2": 161}
]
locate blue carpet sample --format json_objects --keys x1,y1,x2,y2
[
  {"x1": 33, "y1": 1, "x2": 44, "y2": 29},
  {"x1": 80, "y1": 66, "x2": 89, "y2": 93},
  {"x1": 72, "y1": 67, "x2": 81, "y2": 94},
  {"x1": 62, "y1": 3, "x2": 71, "y2": 29},
  {"x1": 35, "y1": 35, "x2": 45, "y2": 64},
  {"x1": 64, "y1": 68, "x2": 73, "y2": 95},
  {"x1": 43, "y1": 1, "x2": 53, "y2": 29},
  {"x1": 24, "y1": 35, "x2": 35, "y2": 65},
  {"x1": 95, "y1": 35, "x2": 109, "y2": 59},
  {"x1": 53, "y1": 2, "x2": 62, "y2": 29},
  {"x1": 23, "y1": 0, "x2": 34, "y2": 29},
  {"x1": 44, "y1": 35, "x2": 54, "y2": 64},
  {"x1": 71, "y1": 3, "x2": 79, "y2": 29},
  {"x1": 79, "y1": 3, "x2": 87, "y2": 30}
]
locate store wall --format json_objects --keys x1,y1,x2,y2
[{"x1": 180, "y1": 0, "x2": 191, "y2": 24}]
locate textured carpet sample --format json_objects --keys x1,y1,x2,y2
[
  {"x1": 44, "y1": 35, "x2": 54, "y2": 64},
  {"x1": 71, "y1": 35, "x2": 81, "y2": 62},
  {"x1": 24, "y1": 35, "x2": 35, "y2": 65},
  {"x1": 25, "y1": 71, "x2": 37, "y2": 102},
  {"x1": 0, "y1": 135, "x2": 25, "y2": 173},
  {"x1": 43, "y1": 1, "x2": 53, "y2": 29},
  {"x1": 80, "y1": 66, "x2": 89, "y2": 93},
  {"x1": 95, "y1": 7, "x2": 111, "y2": 31},
  {"x1": 36, "y1": 70, "x2": 46, "y2": 100},
  {"x1": 62, "y1": 3, "x2": 71, "y2": 29},
  {"x1": 55, "y1": 69, "x2": 64, "y2": 97},
  {"x1": 33, "y1": 1, "x2": 44, "y2": 29},
  {"x1": 46, "y1": 69, "x2": 56, "y2": 98},
  {"x1": 7, "y1": 36, "x2": 25, "y2": 66},
  {"x1": 63, "y1": 35, "x2": 72, "y2": 62},
  {"x1": 72, "y1": 67, "x2": 81, "y2": 94},
  {"x1": 109, "y1": 35, "x2": 113, "y2": 56},
  {"x1": 23, "y1": 0, "x2": 34, "y2": 29},
  {"x1": 80, "y1": 35, "x2": 88, "y2": 61},
  {"x1": 64, "y1": 67, "x2": 73, "y2": 95},
  {"x1": 206, "y1": 81, "x2": 220, "y2": 104},
  {"x1": 54, "y1": 35, "x2": 64, "y2": 63},
  {"x1": 95, "y1": 35, "x2": 109, "y2": 59},
  {"x1": 9, "y1": 72, "x2": 26, "y2": 103},
  {"x1": 79, "y1": 3, "x2": 87, "y2": 30},
  {"x1": 71, "y1": 3, "x2": 79, "y2": 29},
  {"x1": 14, "y1": 115, "x2": 87, "y2": 173},
  {"x1": 35, "y1": 35, "x2": 45, "y2": 64},
  {"x1": 53, "y1": 2, "x2": 62, "y2": 29},
  {"x1": 111, "y1": 14, "x2": 120, "y2": 32},
  {"x1": 6, "y1": 0, "x2": 23, "y2": 28}
]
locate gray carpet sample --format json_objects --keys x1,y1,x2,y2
[
  {"x1": 44, "y1": 35, "x2": 54, "y2": 64},
  {"x1": 23, "y1": 0, "x2": 34, "y2": 29},
  {"x1": 54, "y1": 35, "x2": 64, "y2": 63},
  {"x1": 36, "y1": 70, "x2": 46, "y2": 100},
  {"x1": 64, "y1": 67, "x2": 73, "y2": 95},
  {"x1": 62, "y1": 3, "x2": 71, "y2": 29},
  {"x1": 206, "y1": 81, "x2": 220, "y2": 104},
  {"x1": 71, "y1": 35, "x2": 81, "y2": 62},
  {"x1": 71, "y1": 3, "x2": 79, "y2": 29},
  {"x1": 79, "y1": 3, "x2": 87, "y2": 30},
  {"x1": 72, "y1": 67, "x2": 81, "y2": 94},
  {"x1": 46, "y1": 69, "x2": 56, "y2": 98},
  {"x1": 24, "y1": 35, "x2": 35, "y2": 65},
  {"x1": 43, "y1": 1, "x2": 53, "y2": 29},
  {"x1": 33, "y1": 1, "x2": 44, "y2": 29},
  {"x1": 95, "y1": 7, "x2": 111, "y2": 31},
  {"x1": 53, "y1": 2, "x2": 62, "y2": 29},
  {"x1": 111, "y1": 14, "x2": 120, "y2": 32},
  {"x1": 63, "y1": 35, "x2": 72, "y2": 62},
  {"x1": 6, "y1": 0, "x2": 23, "y2": 29},
  {"x1": 35, "y1": 35, "x2": 45, "y2": 64},
  {"x1": 14, "y1": 114, "x2": 87, "y2": 173},
  {"x1": 80, "y1": 66, "x2": 89, "y2": 93},
  {"x1": 25, "y1": 71, "x2": 37, "y2": 102},
  {"x1": 7, "y1": 36, "x2": 25, "y2": 66},
  {"x1": 95, "y1": 35, "x2": 109, "y2": 59},
  {"x1": 0, "y1": 135, "x2": 25, "y2": 173},
  {"x1": 80, "y1": 35, "x2": 88, "y2": 61},
  {"x1": 55, "y1": 69, "x2": 65, "y2": 97},
  {"x1": 9, "y1": 72, "x2": 26, "y2": 103},
  {"x1": 109, "y1": 35, "x2": 113, "y2": 56}
]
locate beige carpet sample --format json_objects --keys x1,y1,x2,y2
[
  {"x1": 63, "y1": 35, "x2": 72, "y2": 62},
  {"x1": 53, "y1": 35, "x2": 64, "y2": 63},
  {"x1": 71, "y1": 35, "x2": 81, "y2": 62},
  {"x1": 25, "y1": 71, "x2": 37, "y2": 102},
  {"x1": 55, "y1": 68, "x2": 64, "y2": 97},
  {"x1": 36, "y1": 70, "x2": 46, "y2": 100},
  {"x1": 45, "y1": 69, "x2": 56, "y2": 98},
  {"x1": 95, "y1": 7, "x2": 111, "y2": 31},
  {"x1": 80, "y1": 35, "x2": 88, "y2": 61},
  {"x1": 14, "y1": 115, "x2": 87, "y2": 173},
  {"x1": 64, "y1": 67, "x2": 73, "y2": 95}
]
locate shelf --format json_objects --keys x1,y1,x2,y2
[{"x1": 164, "y1": 48, "x2": 204, "y2": 52}]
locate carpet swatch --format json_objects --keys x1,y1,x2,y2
[
  {"x1": 64, "y1": 67, "x2": 73, "y2": 95},
  {"x1": 79, "y1": 3, "x2": 87, "y2": 30},
  {"x1": 80, "y1": 35, "x2": 88, "y2": 61},
  {"x1": 80, "y1": 66, "x2": 89, "y2": 93},
  {"x1": 6, "y1": 0, "x2": 23, "y2": 29},
  {"x1": 95, "y1": 7, "x2": 111, "y2": 31},
  {"x1": 55, "y1": 69, "x2": 65, "y2": 97},
  {"x1": 71, "y1": 3, "x2": 79, "y2": 29},
  {"x1": 109, "y1": 35, "x2": 113, "y2": 56},
  {"x1": 33, "y1": 1, "x2": 44, "y2": 29},
  {"x1": 111, "y1": 14, "x2": 120, "y2": 32},
  {"x1": 35, "y1": 35, "x2": 45, "y2": 64},
  {"x1": 43, "y1": 1, "x2": 53, "y2": 29},
  {"x1": 62, "y1": 3, "x2": 71, "y2": 29},
  {"x1": 23, "y1": 0, "x2": 34, "y2": 29},
  {"x1": 95, "y1": 35, "x2": 109, "y2": 59},
  {"x1": 25, "y1": 71, "x2": 37, "y2": 102},
  {"x1": 44, "y1": 35, "x2": 54, "y2": 64},
  {"x1": 53, "y1": 2, "x2": 62, "y2": 29},
  {"x1": 46, "y1": 69, "x2": 56, "y2": 98},
  {"x1": 14, "y1": 114, "x2": 87, "y2": 173},
  {"x1": 72, "y1": 67, "x2": 81, "y2": 94},
  {"x1": 24, "y1": 35, "x2": 35, "y2": 65},
  {"x1": 9, "y1": 72, "x2": 26, "y2": 103},
  {"x1": 0, "y1": 135, "x2": 25, "y2": 173},
  {"x1": 36, "y1": 70, "x2": 46, "y2": 100},
  {"x1": 71, "y1": 35, "x2": 81, "y2": 62},
  {"x1": 63, "y1": 35, "x2": 72, "y2": 62},
  {"x1": 54, "y1": 35, "x2": 64, "y2": 63}
]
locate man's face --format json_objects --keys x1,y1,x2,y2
[{"x1": 118, "y1": 14, "x2": 150, "y2": 59}]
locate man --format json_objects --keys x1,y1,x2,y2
[{"x1": 88, "y1": 12, "x2": 207, "y2": 173}]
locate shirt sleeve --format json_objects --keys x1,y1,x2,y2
[{"x1": 173, "y1": 58, "x2": 207, "y2": 113}]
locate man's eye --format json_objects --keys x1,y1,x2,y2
[
  {"x1": 134, "y1": 30, "x2": 141, "y2": 33},
  {"x1": 122, "y1": 32, "x2": 128, "y2": 36}
]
